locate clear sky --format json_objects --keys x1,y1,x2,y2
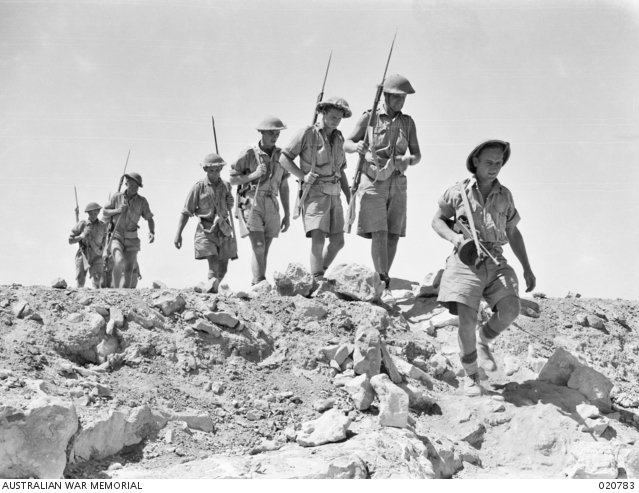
[{"x1": 1, "y1": 0, "x2": 638, "y2": 299}]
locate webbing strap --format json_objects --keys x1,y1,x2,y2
[{"x1": 458, "y1": 181, "x2": 482, "y2": 257}]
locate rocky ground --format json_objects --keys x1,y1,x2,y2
[{"x1": 2, "y1": 263, "x2": 639, "y2": 479}]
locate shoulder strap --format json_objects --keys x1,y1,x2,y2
[
  {"x1": 308, "y1": 125, "x2": 319, "y2": 174},
  {"x1": 458, "y1": 181, "x2": 482, "y2": 254}
]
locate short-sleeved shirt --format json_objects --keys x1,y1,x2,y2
[
  {"x1": 229, "y1": 144, "x2": 290, "y2": 197},
  {"x1": 282, "y1": 125, "x2": 346, "y2": 180},
  {"x1": 182, "y1": 177, "x2": 233, "y2": 224},
  {"x1": 438, "y1": 177, "x2": 520, "y2": 247},
  {"x1": 361, "y1": 107, "x2": 416, "y2": 165},
  {"x1": 70, "y1": 219, "x2": 108, "y2": 257},
  {"x1": 104, "y1": 192, "x2": 153, "y2": 239}
]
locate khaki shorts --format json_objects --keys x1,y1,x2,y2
[
  {"x1": 194, "y1": 222, "x2": 221, "y2": 259},
  {"x1": 111, "y1": 236, "x2": 141, "y2": 254},
  {"x1": 303, "y1": 183, "x2": 344, "y2": 237},
  {"x1": 244, "y1": 193, "x2": 281, "y2": 238},
  {"x1": 437, "y1": 252, "x2": 519, "y2": 315},
  {"x1": 357, "y1": 172, "x2": 407, "y2": 238},
  {"x1": 75, "y1": 252, "x2": 104, "y2": 281}
]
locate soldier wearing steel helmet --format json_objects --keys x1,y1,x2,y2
[
  {"x1": 280, "y1": 97, "x2": 352, "y2": 280},
  {"x1": 229, "y1": 116, "x2": 291, "y2": 285},
  {"x1": 68, "y1": 202, "x2": 108, "y2": 288},
  {"x1": 344, "y1": 74, "x2": 421, "y2": 303},
  {"x1": 174, "y1": 153, "x2": 236, "y2": 292},
  {"x1": 102, "y1": 172, "x2": 155, "y2": 288},
  {"x1": 432, "y1": 140, "x2": 536, "y2": 397}
]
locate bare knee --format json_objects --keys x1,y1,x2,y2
[
  {"x1": 330, "y1": 234, "x2": 345, "y2": 251},
  {"x1": 496, "y1": 296, "x2": 520, "y2": 323}
]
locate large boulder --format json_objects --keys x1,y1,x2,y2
[
  {"x1": 370, "y1": 374, "x2": 409, "y2": 428},
  {"x1": 325, "y1": 264, "x2": 383, "y2": 302},
  {"x1": 343, "y1": 374, "x2": 375, "y2": 410},
  {"x1": 352, "y1": 324, "x2": 382, "y2": 378},
  {"x1": 152, "y1": 293, "x2": 186, "y2": 316},
  {"x1": 296, "y1": 408, "x2": 351, "y2": 447},
  {"x1": 0, "y1": 397, "x2": 78, "y2": 478},
  {"x1": 273, "y1": 263, "x2": 316, "y2": 297},
  {"x1": 52, "y1": 312, "x2": 107, "y2": 363}
]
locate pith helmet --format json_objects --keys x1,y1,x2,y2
[
  {"x1": 383, "y1": 74, "x2": 415, "y2": 95},
  {"x1": 124, "y1": 172, "x2": 143, "y2": 187},
  {"x1": 84, "y1": 202, "x2": 102, "y2": 212},
  {"x1": 256, "y1": 116, "x2": 287, "y2": 132},
  {"x1": 201, "y1": 152, "x2": 226, "y2": 169},
  {"x1": 466, "y1": 140, "x2": 511, "y2": 173},
  {"x1": 316, "y1": 97, "x2": 352, "y2": 118}
]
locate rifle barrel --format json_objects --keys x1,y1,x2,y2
[{"x1": 211, "y1": 116, "x2": 219, "y2": 154}]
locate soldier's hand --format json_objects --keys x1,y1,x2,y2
[
  {"x1": 356, "y1": 141, "x2": 368, "y2": 155},
  {"x1": 253, "y1": 163, "x2": 267, "y2": 178},
  {"x1": 524, "y1": 269, "x2": 536, "y2": 293},
  {"x1": 118, "y1": 204, "x2": 128, "y2": 214},
  {"x1": 281, "y1": 215, "x2": 290, "y2": 233},
  {"x1": 303, "y1": 172, "x2": 318, "y2": 185},
  {"x1": 174, "y1": 234, "x2": 182, "y2": 249},
  {"x1": 149, "y1": 232, "x2": 155, "y2": 244},
  {"x1": 395, "y1": 155, "x2": 412, "y2": 173},
  {"x1": 452, "y1": 234, "x2": 465, "y2": 250}
]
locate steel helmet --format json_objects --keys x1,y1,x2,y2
[
  {"x1": 466, "y1": 140, "x2": 511, "y2": 173},
  {"x1": 316, "y1": 96, "x2": 352, "y2": 118},
  {"x1": 382, "y1": 74, "x2": 415, "y2": 95},
  {"x1": 201, "y1": 152, "x2": 227, "y2": 169},
  {"x1": 84, "y1": 202, "x2": 102, "y2": 212},
  {"x1": 256, "y1": 116, "x2": 287, "y2": 132},
  {"x1": 124, "y1": 172, "x2": 143, "y2": 187}
]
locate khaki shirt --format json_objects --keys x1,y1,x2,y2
[
  {"x1": 362, "y1": 107, "x2": 416, "y2": 165},
  {"x1": 182, "y1": 177, "x2": 234, "y2": 225},
  {"x1": 230, "y1": 144, "x2": 290, "y2": 198},
  {"x1": 104, "y1": 192, "x2": 153, "y2": 239},
  {"x1": 438, "y1": 177, "x2": 520, "y2": 246},
  {"x1": 282, "y1": 125, "x2": 346, "y2": 181},
  {"x1": 70, "y1": 219, "x2": 108, "y2": 258}
]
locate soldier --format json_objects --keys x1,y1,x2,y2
[
  {"x1": 280, "y1": 97, "x2": 352, "y2": 280},
  {"x1": 230, "y1": 117, "x2": 291, "y2": 285},
  {"x1": 432, "y1": 140, "x2": 536, "y2": 396},
  {"x1": 102, "y1": 172, "x2": 155, "y2": 288},
  {"x1": 174, "y1": 153, "x2": 237, "y2": 291},
  {"x1": 68, "y1": 202, "x2": 108, "y2": 288},
  {"x1": 344, "y1": 74, "x2": 421, "y2": 303}
]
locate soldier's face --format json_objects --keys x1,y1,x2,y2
[
  {"x1": 126, "y1": 178, "x2": 139, "y2": 193},
  {"x1": 385, "y1": 93, "x2": 406, "y2": 112},
  {"x1": 260, "y1": 130, "x2": 280, "y2": 148},
  {"x1": 322, "y1": 108, "x2": 344, "y2": 131},
  {"x1": 474, "y1": 147, "x2": 504, "y2": 184},
  {"x1": 87, "y1": 210, "x2": 99, "y2": 222},
  {"x1": 205, "y1": 167, "x2": 222, "y2": 181}
]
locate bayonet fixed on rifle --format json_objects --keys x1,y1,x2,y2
[
  {"x1": 345, "y1": 32, "x2": 397, "y2": 233},
  {"x1": 73, "y1": 185, "x2": 90, "y2": 270},
  {"x1": 74, "y1": 186, "x2": 80, "y2": 222},
  {"x1": 211, "y1": 115, "x2": 219, "y2": 154},
  {"x1": 293, "y1": 51, "x2": 332, "y2": 220}
]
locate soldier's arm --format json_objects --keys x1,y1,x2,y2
[
  {"x1": 229, "y1": 151, "x2": 264, "y2": 186},
  {"x1": 147, "y1": 217, "x2": 155, "y2": 243},
  {"x1": 279, "y1": 178, "x2": 290, "y2": 233},
  {"x1": 506, "y1": 225, "x2": 536, "y2": 292},
  {"x1": 432, "y1": 208, "x2": 464, "y2": 248},
  {"x1": 339, "y1": 172, "x2": 350, "y2": 204},
  {"x1": 174, "y1": 213, "x2": 189, "y2": 249},
  {"x1": 279, "y1": 153, "x2": 305, "y2": 182},
  {"x1": 406, "y1": 119, "x2": 421, "y2": 165},
  {"x1": 68, "y1": 222, "x2": 85, "y2": 244},
  {"x1": 343, "y1": 113, "x2": 368, "y2": 154}
]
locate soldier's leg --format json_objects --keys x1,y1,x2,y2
[
  {"x1": 90, "y1": 262, "x2": 104, "y2": 289},
  {"x1": 323, "y1": 232, "x2": 344, "y2": 272},
  {"x1": 75, "y1": 254, "x2": 87, "y2": 288},
  {"x1": 122, "y1": 251, "x2": 138, "y2": 288},
  {"x1": 387, "y1": 233, "x2": 401, "y2": 272},
  {"x1": 371, "y1": 231, "x2": 389, "y2": 288},
  {"x1": 112, "y1": 248, "x2": 126, "y2": 288},
  {"x1": 309, "y1": 230, "x2": 326, "y2": 278},
  {"x1": 456, "y1": 302, "x2": 483, "y2": 395},
  {"x1": 263, "y1": 236, "x2": 274, "y2": 273},
  {"x1": 206, "y1": 256, "x2": 229, "y2": 283},
  {"x1": 129, "y1": 261, "x2": 140, "y2": 289},
  {"x1": 249, "y1": 231, "x2": 267, "y2": 284}
]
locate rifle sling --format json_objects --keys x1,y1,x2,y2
[{"x1": 458, "y1": 181, "x2": 483, "y2": 257}]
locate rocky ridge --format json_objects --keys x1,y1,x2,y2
[{"x1": 1, "y1": 262, "x2": 639, "y2": 479}]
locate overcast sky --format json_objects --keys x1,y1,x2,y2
[{"x1": 1, "y1": 0, "x2": 638, "y2": 299}]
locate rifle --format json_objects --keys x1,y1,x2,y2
[
  {"x1": 100, "y1": 149, "x2": 131, "y2": 287},
  {"x1": 345, "y1": 33, "x2": 397, "y2": 233},
  {"x1": 450, "y1": 216, "x2": 501, "y2": 268},
  {"x1": 74, "y1": 186, "x2": 90, "y2": 271},
  {"x1": 293, "y1": 51, "x2": 332, "y2": 220},
  {"x1": 211, "y1": 115, "x2": 239, "y2": 260}
]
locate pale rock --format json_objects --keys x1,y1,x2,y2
[
  {"x1": 294, "y1": 297, "x2": 328, "y2": 321},
  {"x1": 538, "y1": 348, "x2": 584, "y2": 386},
  {"x1": 312, "y1": 398, "x2": 335, "y2": 412},
  {"x1": 96, "y1": 336, "x2": 119, "y2": 363},
  {"x1": 333, "y1": 344, "x2": 353, "y2": 366},
  {"x1": 152, "y1": 280, "x2": 168, "y2": 289},
  {"x1": 429, "y1": 354, "x2": 450, "y2": 377},
  {"x1": 340, "y1": 357, "x2": 354, "y2": 371},
  {"x1": 343, "y1": 375, "x2": 375, "y2": 410},
  {"x1": 109, "y1": 307, "x2": 125, "y2": 328},
  {"x1": 392, "y1": 357, "x2": 433, "y2": 389},
  {"x1": 194, "y1": 279, "x2": 218, "y2": 294},
  {"x1": 582, "y1": 417, "x2": 609, "y2": 435},
  {"x1": 586, "y1": 315, "x2": 606, "y2": 331},
  {"x1": 296, "y1": 408, "x2": 351, "y2": 447},
  {"x1": 152, "y1": 293, "x2": 186, "y2": 316},
  {"x1": 171, "y1": 411, "x2": 214, "y2": 433},
  {"x1": 205, "y1": 311, "x2": 240, "y2": 329},
  {"x1": 519, "y1": 298, "x2": 540, "y2": 318},
  {"x1": 88, "y1": 312, "x2": 106, "y2": 333},
  {"x1": 413, "y1": 270, "x2": 443, "y2": 298},
  {"x1": 0, "y1": 396, "x2": 78, "y2": 479},
  {"x1": 428, "y1": 310, "x2": 459, "y2": 328},
  {"x1": 400, "y1": 383, "x2": 438, "y2": 413},
  {"x1": 567, "y1": 366, "x2": 613, "y2": 412},
  {"x1": 380, "y1": 342, "x2": 403, "y2": 384},
  {"x1": 254, "y1": 399, "x2": 270, "y2": 411},
  {"x1": 352, "y1": 323, "x2": 382, "y2": 378},
  {"x1": 92, "y1": 305, "x2": 110, "y2": 319},
  {"x1": 193, "y1": 319, "x2": 221, "y2": 337},
  {"x1": 504, "y1": 356, "x2": 520, "y2": 376},
  {"x1": 71, "y1": 406, "x2": 169, "y2": 463},
  {"x1": 106, "y1": 319, "x2": 116, "y2": 336},
  {"x1": 370, "y1": 374, "x2": 409, "y2": 428},
  {"x1": 320, "y1": 345, "x2": 339, "y2": 361},
  {"x1": 622, "y1": 446, "x2": 639, "y2": 478},
  {"x1": 273, "y1": 263, "x2": 316, "y2": 297},
  {"x1": 325, "y1": 263, "x2": 383, "y2": 302},
  {"x1": 575, "y1": 313, "x2": 589, "y2": 326},
  {"x1": 329, "y1": 360, "x2": 341, "y2": 372},
  {"x1": 248, "y1": 280, "x2": 272, "y2": 298},
  {"x1": 67, "y1": 313, "x2": 84, "y2": 324},
  {"x1": 182, "y1": 310, "x2": 197, "y2": 323},
  {"x1": 425, "y1": 321, "x2": 437, "y2": 336},
  {"x1": 576, "y1": 403, "x2": 600, "y2": 420},
  {"x1": 51, "y1": 278, "x2": 67, "y2": 289},
  {"x1": 12, "y1": 300, "x2": 32, "y2": 319},
  {"x1": 566, "y1": 441, "x2": 617, "y2": 478},
  {"x1": 249, "y1": 439, "x2": 285, "y2": 455}
]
